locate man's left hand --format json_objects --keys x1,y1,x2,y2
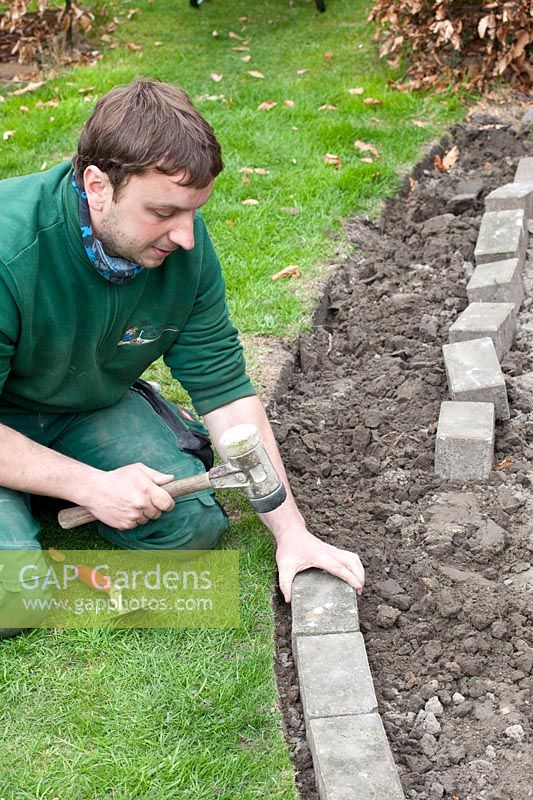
[{"x1": 275, "y1": 527, "x2": 365, "y2": 603}]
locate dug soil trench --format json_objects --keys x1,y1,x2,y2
[{"x1": 271, "y1": 104, "x2": 532, "y2": 800}]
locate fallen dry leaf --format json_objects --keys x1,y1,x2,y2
[
  {"x1": 434, "y1": 146, "x2": 459, "y2": 173},
  {"x1": 272, "y1": 265, "x2": 301, "y2": 280},
  {"x1": 363, "y1": 97, "x2": 383, "y2": 106},
  {"x1": 408, "y1": 176, "x2": 417, "y2": 196},
  {"x1": 348, "y1": 87, "x2": 364, "y2": 95},
  {"x1": 296, "y1": 69, "x2": 308, "y2": 75},
  {"x1": 11, "y1": 81, "x2": 44, "y2": 96},
  {"x1": 126, "y1": 42, "x2": 143, "y2": 51},
  {"x1": 242, "y1": 175, "x2": 251, "y2": 185},
  {"x1": 239, "y1": 16, "x2": 251, "y2": 22},
  {"x1": 210, "y1": 73, "x2": 223, "y2": 82},
  {"x1": 127, "y1": 8, "x2": 140, "y2": 19},
  {"x1": 253, "y1": 168, "x2": 269, "y2": 175},
  {"x1": 226, "y1": 219, "x2": 235, "y2": 227},
  {"x1": 412, "y1": 119, "x2": 429, "y2": 127},
  {"x1": 283, "y1": 99, "x2": 296, "y2": 108},
  {"x1": 39, "y1": 161, "x2": 47, "y2": 171},
  {"x1": 78, "y1": 86, "x2": 96, "y2": 94},
  {"x1": 19, "y1": 105, "x2": 29, "y2": 113},
  {"x1": 281, "y1": 206, "x2": 301, "y2": 215},
  {"x1": 494, "y1": 456, "x2": 513, "y2": 471},
  {"x1": 247, "y1": 70, "x2": 265, "y2": 79},
  {"x1": 0, "y1": 95, "x2": 4, "y2": 103},
  {"x1": 241, "y1": 55, "x2": 252, "y2": 62},
  {"x1": 360, "y1": 157, "x2": 373, "y2": 164},
  {"x1": 241, "y1": 198, "x2": 259, "y2": 206},
  {"x1": 323, "y1": 153, "x2": 342, "y2": 168},
  {"x1": 319, "y1": 104, "x2": 337, "y2": 111},
  {"x1": 323, "y1": 51, "x2": 333, "y2": 61},
  {"x1": 353, "y1": 140, "x2": 380, "y2": 158},
  {"x1": 48, "y1": 547, "x2": 65, "y2": 562},
  {"x1": 232, "y1": 45, "x2": 249, "y2": 51},
  {"x1": 35, "y1": 98, "x2": 59, "y2": 108},
  {"x1": 239, "y1": 167, "x2": 253, "y2": 174},
  {"x1": 2, "y1": 130, "x2": 16, "y2": 140},
  {"x1": 228, "y1": 31, "x2": 242, "y2": 40},
  {"x1": 257, "y1": 101, "x2": 277, "y2": 111},
  {"x1": 154, "y1": 41, "x2": 163, "y2": 46}
]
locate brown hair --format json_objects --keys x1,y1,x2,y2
[{"x1": 73, "y1": 78, "x2": 223, "y2": 193}]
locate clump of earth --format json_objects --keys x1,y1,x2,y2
[{"x1": 271, "y1": 100, "x2": 533, "y2": 800}]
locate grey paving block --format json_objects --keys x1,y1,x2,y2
[
  {"x1": 291, "y1": 569, "x2": 359, "y2": 640},
  {"x1": 442, "y1": 338, "x2": 509, "y2": 420},
  {"x1": 435, "y1": 401, "x2": 495, "y2": 481},
  {"x1": 515, "y1": 157, "x2": 533, "y2": 183},
  {"x1": 294, "y1": 632, "x2": 377, "y2": 720},
  {"x1": 485, "y1": 182, "x2": 533, "y2": 219},
  {"x1": 448, "y1": 302, "x2": 516, "y2": 360},
  {"x1": 466, "y1": 258, "x2": 524, "y2": 312},
  {"x1": 474, "y1": 209, "x2": 526, "y2": 265},
  {"x1": 308, "y1": 713, "x2": 405, "y2": 800}
]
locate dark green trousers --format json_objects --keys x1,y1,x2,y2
[{"x1": 0, "y1": 390, "x2": 228, "y2": 629}]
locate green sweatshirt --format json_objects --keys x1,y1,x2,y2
[{"x1": 0, "y1": 162, "x2": 255, "y2": 416}]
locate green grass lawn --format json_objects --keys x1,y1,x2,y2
[{"x1": 0, "y1": 1, "x2": 466, "y2": 797}]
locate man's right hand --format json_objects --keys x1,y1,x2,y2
[{"x1": 84, "y1": 463, "x2": 175, "y2": 529}]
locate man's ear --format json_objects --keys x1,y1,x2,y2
[{"x1": 83, "y1": 166, "x2": 113, "y2": 212}]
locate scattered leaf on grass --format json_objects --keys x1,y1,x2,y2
[
  {"x1": 272, "y1": 265, "x2": 301, "y2": 280},
  {"x1": 412, "y1": 119, "x2": 429, "y2": 127},
  {"x1": 35, "y1": 97, "x2": 59, "y2": 108},
  {"x1": 40, "y1": 161, "x2": 47, "y2": 171},
  {"x1": 319, "y1": 104, "x2": 337, "y2": 111},
  {"x1": 212, "y1": 30, "x2": 219, "y2": 37},
  {"x1": 360, "y1": 157, "x2": 373, "y2": 164},
  {"x1": 48, "y1": 547, "x2": 65, "y2": 562},
  {"x1": 363, "y1": 97, "x2": 383, "y2": 106},
  {"x1": 434, "y1": 145, "x2": 459, "y2": 172},
  {"x1": 232, "y1": 45, "x2": 249, "y2": 51},
  {"x1": 11, "y1": 81, "x2": 44, "y2": 96},
  {"x1": 323, "y1": 153, "x2": 342, "y2": 168},
  {"x1": 283, "y1": 99, "x2": 296, "y2": 108},
  {"x1": 348, "y1": 86, "x2": 364, "y2": 95},
  {"x1": 296, "y1": 69, "x2": 308, "y2": 75},
  {"x1": 323, "y1": 51, "x2": 333, "y2": 61},
  {"x1": 281, "y1": 206, "x2": 301, "y2": 215},
  {"x1": 257, "y1": 100, "x2": 277, "y2": 111},
  {"x1": 78, "y1": 86, "x2": 95, "y2": 94},
  {"x1": 226, "y1": 219, "x2": 235, "y2": 227},
  {"x1": 210, "y1": 73, "x2": 223, "y2": 82},
  {"x1": 242, "y1": 175, "x2": 251, "y2": 185},
  {"x1": 253, "y1": 168, "x2": 269, "y2": 175},
  {"x1": 154, "y1": 41, "x2": 163, "y2": 46},
  {"x1": 354, "y1": 140, "x2": 380, "y2": 158},
  {"x1": 239, "y1": 16, "x2": 251, "y2": 22},
  {"x1": 241, "y1": 55, "x2": 252, "y2": 62},
  {"x1": 240, "y1": 167, "x2": 254, "y2": 174},
  {"x1": 228, "y1": 31, "x2": 242, "y2": 40},
  {"x1": 241, "y1": 198, "x2": 259, "y2": 206},
  {"x1": 19, "y1": 105, "x2": 29, "y2": 113},
  {"x1": 247, "y1": 70, "x2": 265, "y2": 79},
  {"x1": 0, "y1": 95, "x2": 4, "y2": 102},
  {"x1": 2, "y1": 130, "x2": 16, "y2": 140},
  {"x1": 126, "y1": 42, "x2": 143, "y2": 51}
]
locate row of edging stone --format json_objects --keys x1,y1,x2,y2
[
  {"x1": 435, "y1": 156, "x2": 533, "y2": 480},
  {"x1": 291, "y1": 569, "x2": 405, "y2": 799}
]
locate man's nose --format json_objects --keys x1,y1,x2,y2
[{"x1": 168, "y1": 217, "x2": 195, "y2": 250}]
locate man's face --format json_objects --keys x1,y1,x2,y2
[{"x1": 86, "y1": 169, "x2": 215, "y2": 268}]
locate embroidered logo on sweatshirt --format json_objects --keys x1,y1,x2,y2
[{"x1": 118, "y1": 323, "x2": 180, "y2": 346}]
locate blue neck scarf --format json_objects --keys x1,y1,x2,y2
[{"x1": 72, "y1": 177, "x2": 144, "y2": 285}]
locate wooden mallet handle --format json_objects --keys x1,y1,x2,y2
[{"x1": 57, "y1": 473, "x2": 212, "y2": 530}]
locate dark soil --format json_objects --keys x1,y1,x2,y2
[{"x1": 271, "y1": 103, "x2": 533, "y2": 800}]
